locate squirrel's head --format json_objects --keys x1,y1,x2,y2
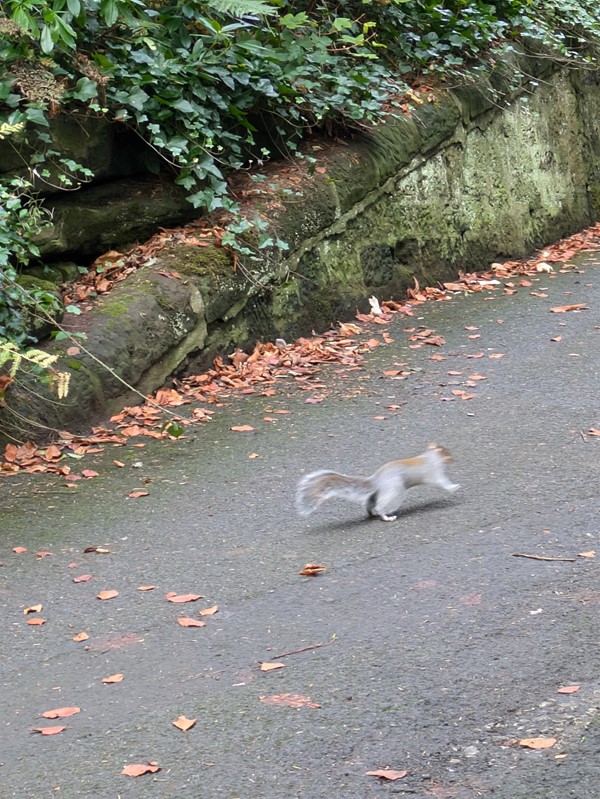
[{"x1": 427, "y1": 442, "x2": 453, "y2": 463}]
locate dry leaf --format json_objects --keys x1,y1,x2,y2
[
  {"x1": 260, "y1": 662, "x2": 286, "y2": 672},
  {"x1": 73, "y1": 574, "x2": 92, "y2": 583},
  {"x1": 41, "y1": 706, "x2": 81, "y2": 719},
  {"x1": 557, "y1": 685, "x2": 580, "y2": 694},
  {"x1": 24, "y1": 604, "x2": 43, "y2": 614},
  {"x1": 82, "y1": 469, "x2": 99, "y2": 478},
  {"x1": 549, "y1": 303, "x2": 587, "y2": 313},
  {"x1": 128, "y1": 490, "x2": 149, "y2": 499},
  {"x1": 365, "y1": 769, "x2": 408, "y2": 781},
  {"x1": 35, "y1": 551, "x2": 53, "y2": 558},
  {"x1": 32, "y1": 726, "x2": 67, "y2": 736},
  {"x1": 299, "y1": 563, "x2": 326, "y2": 576},
  {"x1": 121, "y1": 761, "x2": 161, "y2": 777},
  {"x1": 588, "y1": 428, "x2": 600, "y2": 437},
  {"x1": 177, "y1": 617, "x2": 206, "y2": 627},
  {"x1": 519, "y1": 737, "x2": 557, "y2": 749},
  {"x1": 259, "y1": 692, "x2": 320, "y2": 708},
  {"x1": 97, "y1": 589, "x2": 119, "y2": 601},
  {"x1": 26, "y1": 618, "x2": 46, "y2": 626},
  {"x1": 137, "y1": 585, "x2": 156, "y2": 591},
  {"x1": 166, "y1": 592, "x2": 204, "y2": 603},
  {"x1": 230, "y1": 425, "x2": 255, "y2": 432},
  {"x1": 83, "y1": 546, "x2": 110, "y2": 554},
  {"x1": 12, "y1": 546, "x2": 27, "y2": 554},
  {"x1": 578, "y1": 551, "x2": 596, "y2": 559},
  {"x1": 102, "y1": 673, "x2": 125, "y2": 684},
  {"x1": 199, "y1": 605, "x2": 219, "y2": 616},
  {"x1": 172, "y1": 715, "x2": 197, "y2": 732},
  {"x1": 72, "y1": 631, "x2": 89, "y2": 642}
]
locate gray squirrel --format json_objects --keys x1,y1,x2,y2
[{"x1": 296, "y1": 443, "x2": 459, "y2": 522}]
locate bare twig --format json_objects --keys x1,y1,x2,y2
[
  {"x1": 273, "y1": 639, "x2": 335, "y2": 659},
  {"x1": 511, "y1": 553, "x2": 577, "y2": 562}
]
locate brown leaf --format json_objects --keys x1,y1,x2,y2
[
  {"x1": 26, "y1": 618, "x2": 46, "y2": 626},
  {"x1": 259, "y1": 692, "x2": 320, "y2": 708},
  {"x1": 12, "y1": 546, "x2": 27, "y2": 554},
  {"x1": 72, "y1": 631, "x2": 89, "y2": 642},
  {"x1": 172, "y1": 715, "x2": 197, "y2": 732},
  {"x1": 83, "y1": 546, "x2": 110, "y2": 554},
  {"x1": 41, "y1": 706, "x2": 81, "y2": 719},
  {"x1": 102, "y1": 673, "x2": 125, "y2": 684},
  {"x1": 166, "y1": 592, "x2": 204, "y2": 603},
  {"x1": 35, "y1": 551, "x2": 53, "y2": 558},
  {"x1": 557, "y1": 685, "x2": 580, "y2": 694},
  {"x1": 365, "y1": 769, "x2": 408, "y2": 781},
  {"x1": 73, "y1": 574, "x2": 92, "y2": 583},
  {"x1": 137, "y1": 585, "x2": 156, "y2": 591},
  {"x1": 588, "y1": 428, "x2": 600, "y2": 437},
  {"x1": 97, "y1": 589, "x2": 119, "y2": 601},
  {"x1": 177, "y1": 617, "x2": 207, "y2": 627},
  {"x1": 549, "y1": 303, "x2": 587, "y2": 313},
  {"x1": 32, "y1": 726, "x2": 67, "y2": 736},
  {"x1": 24, "y1": 604, "x2": 43, "y2": 614},
  {"x1": 128, "y1": 490, "x2": 149, "y2": 499},
  {"x1": 578, "y1": 550, "x2": 596, "y2": 559},
  {"x1": 299, "y1": 563, "x2": 326, "y2": 576},
  {"x1": 260, "y1": 662, "x2": 286, "y2": 672},
  {"x1": 198, "y1": 605, "x2": 219, "y2": 616},
  {"x1": 121, "y1": 761, "x2": 161, "y2": 777},
  {"x1": 518, "y1": 737, "x2": 557, "y2": 749},
  {"x1": 230, "y1": 425, "x2": 255, "y2": 432}
]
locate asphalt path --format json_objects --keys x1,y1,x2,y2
[{"x1": 1, "y1": 255, "x2": 599, "y2": 799}]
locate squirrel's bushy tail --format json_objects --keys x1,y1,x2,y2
[{"x1": 296, "y1": 470, "x2": 373, "y2": 516}]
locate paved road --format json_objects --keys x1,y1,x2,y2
[{"x1": 1, "y1": 255, "x2": 599, "y2": 799}]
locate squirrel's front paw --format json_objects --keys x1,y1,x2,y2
[
  {"x1": 380, "y1": 513, "x2": 397, "y2": 522},
  {"x1": 448, "y1": 483, "x2": 461, "y2": 493}
]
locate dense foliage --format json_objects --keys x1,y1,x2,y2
[{"x1": 1, "y1": 0, "x2": 600, "y2": 341}]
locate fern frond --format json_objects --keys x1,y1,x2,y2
[{"x1": 205, "y1": 0, "x2": 279, "y2": 18}]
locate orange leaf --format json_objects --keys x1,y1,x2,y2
[
  {"x1": 260, "y1": 662, "x2": 286, "y2": 672},
  {"x1": 12, "y1": 546, "x2": 27, "y2": 554},
  {"x1": 172, "y1": 715, "x2": 197, "y2": 731},
  {"x1": 549, "y1": 303, "x2": 587, "y2": 313},
  {"x1": 299, "y1": 563, "x2": 326, "y2": 576},
  {"x1": 230, "y1": 425, "x2": 255, "y2": 432},
  {"x1": 177, "y1": 617, "x2": 206, "y2": 627},
  {"x1": 198, "y1": 605, "x2": 219, "y2": 616},
  {"x1": 24, "y1": 604, "x2": 43, "y2": 614},
  {"x1": 32, "y1": 726, "x2": 67, "y2": 736},
  {"x1": 121, "y1": 761, "x2": 161, "y2": 777},
  {"x1": 73, "y1": 574, "x2": 92, "y2": 583},
  {"x1": 72, "y1": 631, "x2": 89, "y2": 642},
  {"x1": 365, "y1": 769, "x2": 408, "y2": 781},
  {"x1": 518, "y1": 737, "x2": 557, "y2": 749},
  {"x1": 166, "y1": 592, "x2": 204, "y2": 603},
  {"x1": 97, "y1": 589, "x2": 119, "y2": 600},
  {"x1": 82, "y1": 469, "x2": 99, "y2": 478},
  {"x1": 557, "y1": 685, "x2": 580, "y2": 694},
  {"x1": 41, "y1": 706, "x2": 81, "y2": 719},
  {"x1": 259, "y1": 692, "x2": 320, "y2": 708},
  {"x1": 578, "y1": 550, "x2": 596, "y2": 559},
  {"x1": 128, "y1": 490, "x2": 149, "y2": 499},
  {"x1": 102, "y1": 673, "x2": 125, "y2": 684},
  {"x1": 137, "y1": 585, "x2": 156, "y2": 591},
  {"x1": 35, "y1": 551, "x2": 53, "y2": 558},
  {"x1": 588, "y1": 428, "x2": 600, "y2": 437},
  {"x1": 26, "y1": 618, "x2": 46, "y2": 626}
]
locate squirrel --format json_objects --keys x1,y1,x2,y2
[{"x1": 296, "y1": 443, "x2": 459, "y2": 522}]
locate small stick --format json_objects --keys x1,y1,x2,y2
[
  {"x1": 511, "y1": 553, "x2": 577, "y2": 562},
  {"x1": 273, "y1": 640, "x2": 335, "y2": 659}
]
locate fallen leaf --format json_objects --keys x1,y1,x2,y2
[
  {"x1": 259, "y1": 692, "x2": 320, "y2": 708},
  {"x1": 488, "y1": 353, "x2": 505, "y2": 359},
  {"x1": 83, "y1": 546, "x2": 110, "y2": 554},
  {"x1": 82, "y1": 469, "x2": 99, "y2": 478},
  {"x1": 72, "y1": 631, "x2": 89, "y2": 642},
  {"x1": 12, "y1": 546, "x2": 27, "y2": 554},
  {"x1": 137, "y1": 585, "x2": 156, "y2": 591},
  {"x1": 230, "y1": 425, "x2": 255, "y2": 432},
  {"x1": 113, "y1": 460, "x2": 125, "y2": 468},
  {"x1": 32, "y1": 726, "x2": 67, "y2": 736},
  {"x1": 166, "y1": 592, "x2": 204, "y2": 603},
  {"x1": 172, "y1": 715, "x2": 196, "y2": 732},
  {"x1": 198, "y1": 605, "x2": 219, "y2": 616},
  {"x1": 299, "y1": 563, "x2": 326, "y2": 576},
  {"x1": 260, "y1": 662, "x2": 286, "y2": 672},
  {"x1": 127, "y1": 490, "x2": 149, "y2": 499},
  {"x1": 550, "y1": 336, "x2": 562, "y2": 342},
  {"x1": 588, "y1": 428, "x2": 600, "y2": 437},
  {"x1": 557, "y1": 685, "x2": 580, "y2": 694},
  {"x1": 549, "y1": 303, "x2": 587, "y2": 313},
  {"x1": 365, "y1": 769, "x2": 408, "y2": 781},
  {"x1": 97, "y1": 589, "x2": 119, "y2": 600},
  {"x1": 24, "y1": 604, "x2": 43, "y2": 614},
  {"x1": 121, "y1": 761, "x2": 161, "y2": 777},
  {"x1": 35, "y1": 551, "x2": 53, "y2": 558},
  {"x1": 41, "y1": 706, "x2": 81, "y2": 719},
  {"x1": 578, "y1": 550, "x2": 596, "y2": 559},
  {"x1": 177, "y1": 617, "x2": 206, "y2": 627},
  {"x1": 519, "y1": 737, "x2": 557, "y2": 749},
  {"x1": 102, "y1": 673, "x2": 125, "y2": 684},
  {"x1": 26, "y1": 618, "x2": 46, "y2": 626},
  {"x1": 73, "y1": 574, "x2": 92, "y2": 583}
]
